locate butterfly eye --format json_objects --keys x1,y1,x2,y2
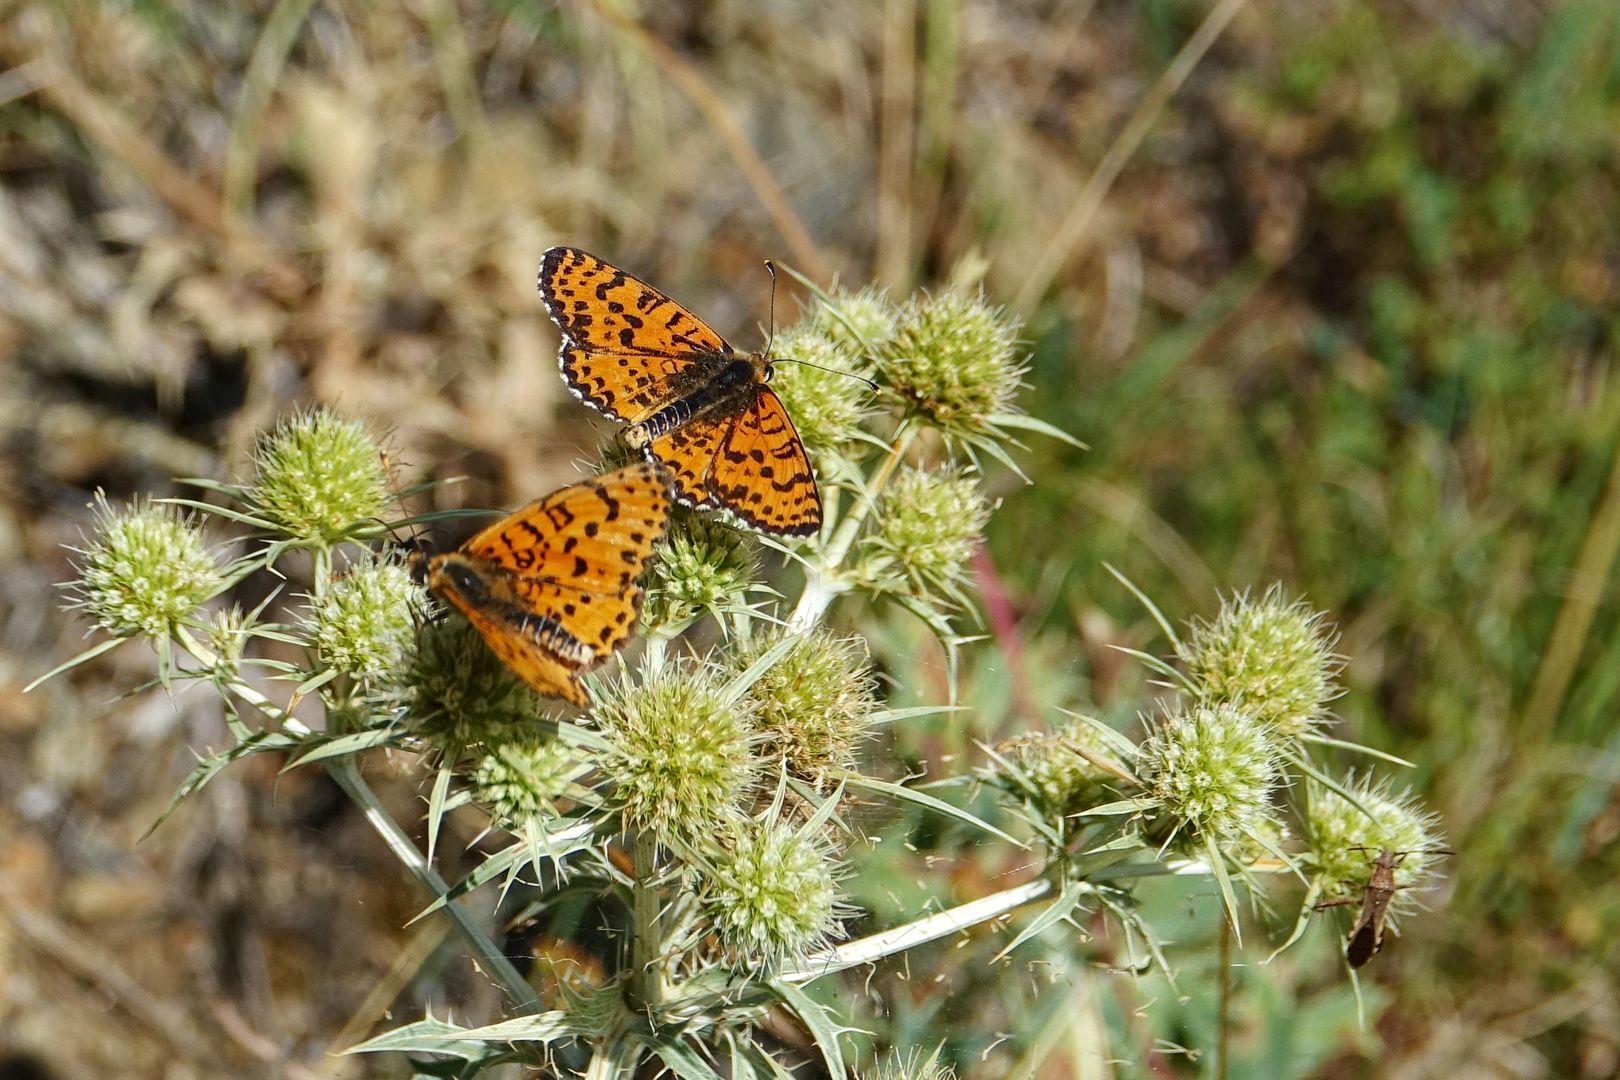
[
  {"x1": 448, "y1": 562, "x2": 486, "y2": 600},
  {"x1": 763, "y1": 363, "x2": 775, "y2": 383}
]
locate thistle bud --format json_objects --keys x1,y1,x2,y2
[
  {"x1": 876, "y1": 290, "x2": 1024, "y2": 440},
  {"x1": 863, "y1": 467, "x2": 990, "y2": 606},
  {"x1": 388, "y1": 618, "x2": 544, "y2": 751},
  {"x1": 1137, "y1": 703, "x2": 1282, "y2": 848},
  {"x1": 472, "y1": 738, "x2": 588, "y2": 830},
  {"x1": 730, "y1": 629, "x2": 879, "y2": 789},
  {"x1": 69, "y1": 494, "x2": 222, "y2": 640},
  {"x1": 1177, "y1": 587, "x2": 1343, "y2": 738},
  {"x1": 701, "y1": 817, "x2": 842, "y2": 967},
  {"x1": 642, "y1": 512, "x2": 760, "y2": 632},
  {"x1": 248, "y1": 408, "x2": 392, "y2": 543},
  {"x1": 999, "y1": 715, "x2": 1125, "y2": 822},
  {"x1": 594, "y1": 665, "x2": 758, "y2": 842},
  {"x1": 305, "y1": 558, "x2": 420, "y2": 676},
  {"x1": 811, "y1": 286, "x2": 896, "y2": 352},
  {"x1": 770, "y1": 323, "x2": 870, "y2": 454},
  {"x1": 1306, "y1": 776, "x2": 1442, "y2": 908}
]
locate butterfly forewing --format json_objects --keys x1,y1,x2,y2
[
  {"x1": 538, "y1": 246, "x2": 731, "y2": 424},
  {"x1": 426, "y1": 463, "x2": 673, "y2": 704},
  {"x1": 537, "y1": 245, "x2": 823, "y2": 537}
]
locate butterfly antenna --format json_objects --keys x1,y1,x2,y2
[
  {"x1": 764, "y1": 259, "x2": 778, "y2": 356},
  {"x1": 760, "y1": 258, "x2": 879, "y2": 394},
  {"x1": 772, "y1": 357, "x2": 880, "y2": 394}
]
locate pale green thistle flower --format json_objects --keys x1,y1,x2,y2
[
  {"x1": 473, "y1": 738, "x2": 587, "y2": 830},
  {"x1": 643, "y1": 512, "x2": 760, "y2": 631},
  {"x1": 387, "y1": 618, "x2": 545, "y2": 751},
  {"x1": 69, "y1": 494, "x2": 222, "y2": 639},
  {"x1": 1307, "y1": 776, "x2": 1442, "y2": 910},
  {"x1": 864, "y1": 466, "x2": 990, "y2": 607},
  {"x1": 875, "y1": 290, "x2": 1024, "y2": 440},
  {"x1": 702, "y1": 817, "x2": 842, "y2": 966},
  {"x1": 595, "y1": 665, "x2": 758, "y2": 842},
  {"x1": 770, "y1": 322, "x2": 871, "y2": 454},
  {"x1": 810, "y1": 286, "x2": 896, "y2": 352},
  {"x1": 1178, "y1": 586, "x2": 1343, "y2": 737},
  {"x1": 1138, "y1": 703, "x2": 1282, "y2": 847},
  {"x1": 999, "y1": 714, "x2": 1127, "y2": 822},
  {"x1": 248, "y1": 408, "x2": 392, "y2": 543},
  {"x1": 305, "y1": 558, "x2": 420, "y2": 676},
  {"x1": 731, "y1": 629, "x2": 879, "y2": 789}
]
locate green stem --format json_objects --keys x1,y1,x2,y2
[
  {"x1": 790, "y1": 419, "x2": 916, "y2": 629},
  {"x1": 170, "y1": 625, "x2": 540, "y2": 1013},
  {"x1": 630, "y1": 831, "x2": 665, "y2": 1012},
  {"x1": 583, "y1": 1020, "x2": 641, "y2": 1079},
  {"x1": 326, "y1": 756, "x2": 540, "y2": 1011}
]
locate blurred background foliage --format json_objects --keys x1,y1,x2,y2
[{"x1": 2, "y1": 0, "x2": 1619, "y2": 1077}]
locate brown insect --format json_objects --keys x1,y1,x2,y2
[{"x1": 1316, "y1": 848, "x2": 1413, "y2": 968}]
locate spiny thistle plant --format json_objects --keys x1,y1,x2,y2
[{"x1": 36, "y1": 278, "x2": 1443, "y2": 1076}]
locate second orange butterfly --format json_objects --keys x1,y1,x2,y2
[{"x1": 537, "y1": 246, "x2": 822, "y2": 538}]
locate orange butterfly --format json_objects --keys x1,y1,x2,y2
[
  {"x1": 424, "y1": 463, "x2": 672, "y2": 705},
  {"x1": 537, "y1": 246, "x2": 822, "y2": 537}
]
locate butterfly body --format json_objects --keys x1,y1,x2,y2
[
  {"x1": 622, "y1": 352, "x2": 768, "y2": 450},
  {"x1": 423, "y1": 464, "x2": 672, "y2": 704},
  {"x1": 538, "y1": 246, "x2": 821, "y2": 537}
]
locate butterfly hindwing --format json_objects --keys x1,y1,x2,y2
[
  {"x1": 538, "y1": 246, "x2": 731, "y2": 424},
  {"x1": 646, "y1": 417, "x2": 730, "y2": 510},
  {"x1": 426, "y1": 463, "x2": 673, "y2": 703},
  {"x1": 709, "y1": 388, "x2": 821, "y2": 536}
]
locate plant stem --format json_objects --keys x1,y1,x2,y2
[
  {"x1": 1218, "y1": 918, "x2": 1231, "y2": 1080},
  {"x1": 790, "y1": 419, "x2": 916, "y2": 629},
  {"x1": 779, "y1": 875, "x2": 1054, "y2": 984},
  {"x1": 326, "y1": 757, "x2": 540, "y2": 1011},
  {"x1": 630, "y1": 831, "x2": 665, "y2": 1012},
  {"x1": 170, "y1": 625, "x2": 540, "y2": 1013},
  {"x1": 583, "y1": 1020, "x2": 641, "y2": 1079}
]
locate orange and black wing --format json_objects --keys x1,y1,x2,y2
[
  {"x1": 444, "y1": 594, "x2": 596, "y2": 705},
  {"x1": 538, "y1": 247, "x2": 732, "y2": 424},
  {"x1": 708, "y1": 388, "x2": 821, "y2": 536},
  {"x1": 644, "y1": 416, "x2": 732, "y2": 511},
  {"x1": 430, "y1": 464, "x2": 673, "y2": 702}
]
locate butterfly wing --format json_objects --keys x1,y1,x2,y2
[
  {"x1": 644, "y1": 416, "x2": 731, "y2": 511},
  {"x1": 538, "y1": 246, "x2": 732, "y2": 424},
  {"x1": 708, "y1": 387, "x2": 822, "y2": 536},
  {"x1": 431, "y1": 464, "x2": 673, "y2": 702},
  {"x1": 447, "y1": 593, "x2": 595, "y2": 705}
]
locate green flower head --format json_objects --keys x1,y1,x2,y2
[
  {"x1": 69, "y1": 494, "x2": 222, "y2": 639},
  {"x1": 732, "y1": 629, "x2": 880, "y2": 789},
  {"x1": 810, "y1": 286, "x2": 896, "y2": 353},
  {"x1": 305, "y1": 557, "x2": 420, "y2": 676},
  {"x1": 387, "y1": 617, "x2": 547, "y2": 751},
  {"x1": 1138, "y1": 703, "x2": 1283, "y2": 848},
  {"x1": 595, "y1": 664, "x2": 758, "y2": 842},
  {"x1": 770, "y1": 322, "x2": 872, "y2": 454},
  {"x1": 864, "y1": 466, "x2": 991, "y2": 607},
  {"x1": 643, "y1": 510, "x2": 760, "y2": 632},
  {"x1": 999, "y1": 714, "x2": 1127, "y2": 823},
  {"x1": 876, "y1": 290, "x2": 1024, "y2": 441},
  {"x1": 473, "y1": 737, "x2": 589, "y2": 830},
  {"x1": 701, "y1": 817, "x2": 843, "y2": 967},
  {"x1": 1178, "y1": 586, "x2": 1343, "y2": 738},
  {"x1": 1306, "y1": 775, "x2": 1443, "y2": 909},
  {"x1": 248, "y1": 408, "x2": 392, "y2": 542}
]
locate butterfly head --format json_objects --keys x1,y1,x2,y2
[{"x1": 424, "y1": 552, "x2": 491, "y2": 608}]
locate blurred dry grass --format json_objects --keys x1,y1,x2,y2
[{"x1": 4, "y1": 0, "x2": 1620, "y2": 1077}]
